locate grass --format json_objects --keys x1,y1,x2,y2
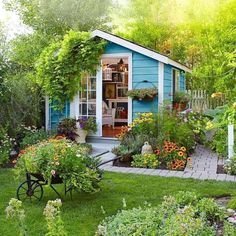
[{"x1": 1, "y1": 168, "x2": 236, "y2": 236}]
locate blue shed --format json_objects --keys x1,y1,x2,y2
[{"x1": 46, "y1": 30, "x2": 191, "y2": 138}]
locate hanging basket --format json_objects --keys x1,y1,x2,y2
[{"x1": 134, "y1": 94, "x2": 157, "y2": 101}]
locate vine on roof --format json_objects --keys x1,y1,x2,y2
[{"x1": 36, "y1": 30, "x2": 106, "y2": 109}]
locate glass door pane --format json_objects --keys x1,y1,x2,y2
[{"x1": 79, "y1": 75, "x2": 96, "y2": 118}]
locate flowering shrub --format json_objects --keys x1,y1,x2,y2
[
  {"x1": 5, "y1": 198, "x2": 27, "y2": 236},
  {"x1": 15, "y1": 138, "x2": 101, "y2": 193},
  {"x1": 132, "y1": 153, "x2": 160, "y2": 168},
  {"x1": 131, "y1": 141, "x2": 189, "y2": 170},
  {"x1": 96, "y1": 191, "x2": 227, "y2": 236},
  {"x1": 43, "y1": 199, "x2": 67, "y2": 236}
]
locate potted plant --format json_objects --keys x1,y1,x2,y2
[
  {"x1": 76, "y1": 116, "x2": 97, "y2": 143},
  {"x1": 173, "y1": 91, "x2": 191, "y2": 110},
  {"x1": 57, "y1": 118, "x2": 77, "y2": 141},
  {"x1": 127, "y1": 88, "x2": 158, "y2": 101}
]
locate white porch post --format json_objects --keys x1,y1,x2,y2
[
  {"x1": 228, "y1": 124, "x2": 234, "y2": 159},
  {"x1": 158, "y1": 62, "x2": 164, "y2": 109},
  {"x1": 96, "y1": 65, "x2": 103, "y2": 136}
]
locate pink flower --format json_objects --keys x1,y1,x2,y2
[{"x1": 51, "y1": 170, "x2": 56, "y2": 176}]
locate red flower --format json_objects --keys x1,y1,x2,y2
[{"x1": 154, "y1": 149, "x2": 161, "y2": 155}]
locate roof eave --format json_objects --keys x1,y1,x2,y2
[{"x1": 92, "y1": 30, "x2": 192, "y2": 73}]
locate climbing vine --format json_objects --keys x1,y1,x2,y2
[{"x1": 36, "y1": 31, "x2": 106, "y2": 109}]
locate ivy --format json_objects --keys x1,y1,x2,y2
[{"x1": 36, "y1": 31, "x2": 106, "y2": 109}]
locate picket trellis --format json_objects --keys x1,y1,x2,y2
[{"x1": 186, "y1": 90, "x2": 226, "y2": 112}]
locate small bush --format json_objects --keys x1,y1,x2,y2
[
  {"x1": 227, "y1": 197, "x2": 236, "y2": 210},
  {"x1": 224, "y1": 156, "x2": 236, "y2": 175},
  {"x1": 96, "y1": 192, "x2": 225, "y2": 236}
]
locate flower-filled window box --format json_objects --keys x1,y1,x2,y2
[{"x1": 127, "y1": 88, "x2": 158, "y2": 101}]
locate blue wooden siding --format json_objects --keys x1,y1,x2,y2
[
  {"x1": 105, "y1": 42, "x2": 159, "y2": 118},
  {"x1": 164, "y1": 64, "x2": 172, "y2": 101},
  {"x1": 180, "y1": 72, "x2": 185, "y2": 90},
  {"x1": 49, "y1": 100, "x2": 70, "y2": 130}
]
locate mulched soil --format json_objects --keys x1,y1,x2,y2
[
  {"x1": 113, "y1": 158, "x2": 183, "y2": 171},
  {"x1": 217, "y1": 165, "x2": 227, "y2": 174}
]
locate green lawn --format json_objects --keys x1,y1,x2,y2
[{"x1": 1, "y1": 169, "x2": 236, "y2": 236}]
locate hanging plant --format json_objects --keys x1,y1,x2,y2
[
  {"x1": 36, "y1": 31, "x2": 106, "y2": 109},
  {"x1": 127, "y1": 88, "x2": 158, "y2": 101}
]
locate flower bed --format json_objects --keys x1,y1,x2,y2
[
  {"x1": 112, "y1": 112, "x2": 195, "y2": 171},
  {"x1": 15, "y1": 138, "x2": 101, "y2": 193}
]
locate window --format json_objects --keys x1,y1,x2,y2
[
  {"x1": 172, "y1": 69, "x2": 180, "y2": 95},
  {"x1": 79, "y1": 75, "x2": 96, "y2": 117}
]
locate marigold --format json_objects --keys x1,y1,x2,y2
[{"x1": 180, "y1": 147, "x2": 186, "y2": 152}]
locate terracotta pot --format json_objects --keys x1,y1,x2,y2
[
  {"x1": 75, "y1": 128, "x2": 88, "y2": 143},
  {"x1": 173, "y1": 102, "x2": 187, "y2": 111}
]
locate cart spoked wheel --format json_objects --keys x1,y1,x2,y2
[{"x1": 17, "y1": 180, "x2": 43, "y2": 202}]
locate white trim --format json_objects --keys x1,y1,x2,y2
[
  {"x1": 96, "y1": 65, "x2": 103, "y2": 136},
  {"x1": 101, "y1": 53, "x2": 133, "y2": 126},
  {"x1": 45, "y1": 96, "x2": 49, "y2": 131},
  {"x1": 158, "y1": 62, "x2": 164, "y2": 108},
  {"x1": 92, "y1": 30, "x2": 191, "y2": 73}
]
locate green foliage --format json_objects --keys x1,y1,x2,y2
[
  {"x1": 5, "y1": 0, "x2": 112, "y2": 35},
  {"x1": 127, "y1": 88, "x2": 158, "y2": 100},
  {"x1": 113, "y1": 0, "x2": 236, "y2": 100},
  {"x1": 187, "y1": 112, "x2": 210, "y2": 144},
  {"x1": 15, "y1": 138, "x2": 101, "y2": 192},
  {"x1": 132, "y1": 153, "x2": 160, "y2": 169},
  {"x1": 43, "y1": 199, "x2": 67, "y2": 236},
  {"x1": 174, "y1": 191, "x2": 198, "y2": 206},
  {"x1": 227, "y1": 197, "x2": 236, "y2": 210},
  {"x1": 36, "y1": 31, "x2": 106, "y2": 108},
  {"x1": 224, "y1": 156, "x2": 236, "y2": 175},
  {"x1": 5, "y1": 198, "x2": 27, "y2": 236},
  {"x1": 195, "y1": 198, "x2": 225, "y2": 223},
  {"x1": 0, "y1": 127, "x2": 12, "y2": 165},
  {"x1": 0, "y1": 74, "x2": 43, "y2": 135},
  {"x1": 19, "y1": 126, "x2": 54, "y2": 150},
  {"x1": 77, "y1": 116, "x2": 97, "y2": 133},
  {"x1": 173, "y1": 91, "x2": 191, "y2": 103},
  {"x1": 96, "y1": 192, "x2": 225, "y2": 236}
]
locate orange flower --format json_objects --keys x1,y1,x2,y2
[
  {"x1": 178, "y1": 151, "x2": 184, "y2": 157},
  {"x1": 187, "y1": 157, "x2": 191, "y2": 161}
]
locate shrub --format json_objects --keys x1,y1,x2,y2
[
  {"x1": 195, "y1": 198, "x2": 225, "y2": 223},
  {"x1": 15, "y1": 138, "x2": 101, "y2": 193},
  {"x1": 224, "y1": 156, "x2": 236, "y2": 175},
  {"x1": 0, "y1": 128, "x2": 13, "y2": 164},
  {"x1": 96, "y1": 192, "x2": 223, "y2": 236},
  {"x1": 19, "y1": 126, "x2": 54, "y2": 149},
  {"x1": 174, "y1": 191, "x2": 198, "y2": 206}
]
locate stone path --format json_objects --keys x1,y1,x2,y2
[{"x1": 89, "y1": 142, "x2": 236, "y2": 182}]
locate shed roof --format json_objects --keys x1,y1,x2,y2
[{"x1": 92, "y1": 30, "x2": 191, "y2": 73}]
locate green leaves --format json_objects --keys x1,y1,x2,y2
[{"x1": 36, "y1": 31, "x2": 106, "y2": 109}]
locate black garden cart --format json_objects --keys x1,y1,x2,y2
[{"x1": 16, "y1": 172, "x2": 74, "y2": 202}]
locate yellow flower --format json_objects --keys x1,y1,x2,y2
[
  {"x1": 180, "y1": 147, "x2": 186, "y2": 152},
  {"x1": 178, "y1": 151, "x2": 184, "y2": 157}
]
